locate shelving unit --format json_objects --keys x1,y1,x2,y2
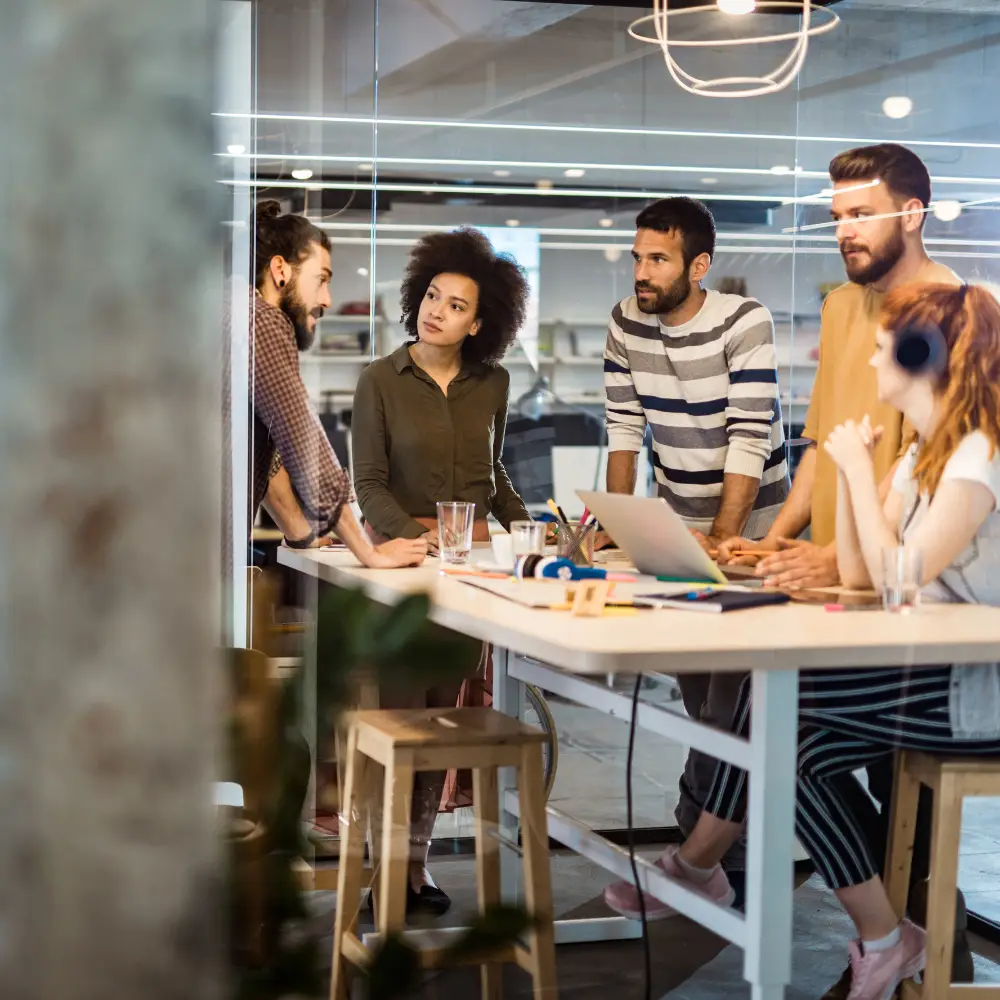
[{"x1": 301, "y1": 309, "x2": 820, "y2": 424}]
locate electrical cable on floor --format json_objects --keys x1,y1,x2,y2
[{"x1": 627, "y1": 672, "x2": 652, "y2": 1000}]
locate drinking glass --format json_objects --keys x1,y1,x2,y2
[
  {"x1": 436, "y1": 502, "x2": 475, "y2": 567},
  {"x1": 510, "y1": 520, "x2": 546, "y2": 558},
  {"x1": 882, "y1": 546, "x2": 923, "y2": 613},
  {"x1": 556, "y1": 521, "x2": 597, "y2": 567}
]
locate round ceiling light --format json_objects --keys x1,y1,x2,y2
[
  {"x1": 882, "y1": 95, "x2": 913, "y2": 119},
  {"x1": 493, "y1": 169, "x2": 512, "y2": 177},
  {"x1": 598, "y1": 218, "x2": 615, "y2": 228},
  {"x1": 717, "y1": 0, "x2": 756, "y2": 13},
  {"x1": 505, "y1": 219, "x2": 521, "y2": 228},
  {"x1": 227, "y1": 143, "x2": 246, "y2": 155},
  {"x1": 932, "y1": 200, "x2": 962, "y2": 223},
  {"x1": 564, "y1": 168, "x2": 586, "y2": 178},
  {"x1": 700, "y1": 177, "x2": 718, "y2": 185},
  {"x1": 536, "y1": 179, "x2": 554, "y2": 191},
  {"x1": 357, "y1": 267, "x2": 369, "y2": 277},
  {"x1": 604, "y1": 247, "x2": 624, "y2": 263},
  {"x1": 291, "y1": 168, "x2": 314, "y2": 181},
  {"x1": 770, "y1": 164, "x2": 793, "y2": 175}
]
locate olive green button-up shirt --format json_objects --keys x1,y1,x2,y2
[{"x1": 351, "y1": 344, "x2": 531, "y2": 539}]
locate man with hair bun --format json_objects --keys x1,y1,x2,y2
[{"x1": 249, "y1": 200, "x2": 425, "y2": 569}]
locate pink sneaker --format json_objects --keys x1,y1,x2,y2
[
  {"x1": 602, "y1": 846, "x2": 736, "y2": 922},
  {"x1": 846, "y1": 920, "x2": 926, "y2": 1000}
]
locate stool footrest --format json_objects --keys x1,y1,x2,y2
[{"x1": 361, "y1": 928, "x2": 520, "y2": 969}]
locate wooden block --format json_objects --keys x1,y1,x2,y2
[{"x1": 571, "y1": 579, "x2": 610, "y2": 617}]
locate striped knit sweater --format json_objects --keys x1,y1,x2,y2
[{"x1": 604, "y1": 289, "x2": 789, "y2": 540}]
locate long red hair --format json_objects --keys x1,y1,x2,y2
[{"x1": 880, "y1": 282, "x2": 1000, "y2": 495}]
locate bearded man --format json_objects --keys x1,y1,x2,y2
[{"x1": 602, "y1": 195, "x2": 789, "y2": 904}]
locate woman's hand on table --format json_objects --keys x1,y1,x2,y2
[
  {"x1": 755, "y1": 538, "x2": 839, "y2": 589},
  {"x1": 422, "y1": 528, "x2": 440, "y2": 555},
  {"x1": 366, "y1": 537, "x2": 429, "y2": 568}
]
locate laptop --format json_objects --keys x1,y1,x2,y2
[{"x1": 577, "y1": 490, "x2": 728, "y2": 584}]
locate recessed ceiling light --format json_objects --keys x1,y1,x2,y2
[
  {"x1": 305, "y1": 183, "x2": 323, "y2": 192},
  {"x1": 564, "y1": 168, "x2": 586, "y2": 178},
  {"x1": 357, "y1": 162, "x2": 373, "y2": 172},
  {"x1": 932, "y1": 200, "x2": 962, "y2": 222},
  {"x1": 227, "y1": 143, "x2": 246, "y2": 155},
  {"x1": 357, "y1": 267, "x2": 370, "y2": 277},
  {"x1": 536, "y1": 179, "x2": 554, "y2": 190},
  {"x1": 598, "y1": 218, "x2": 614, "y2": 228},
  {"x1": 717, "y1": 0, "x2": 756, "y2": 13},
  {"x1": 700, "y1": 177, "x2": 718, "y2": 185},
  {"x1": 291, "y1": 168, "x2": 314, "y2": 180},
  {"x1": 882, "y1": 95, "x2": 913, "y2": 120},
  {"x1": 493, "y1": 169, "x2": 512, "y2": 178},
  {"x1": 505, "y1": 219, "x2": 521, "y2": 228},
  {"x1": 603, "y1": 247, "x2": 624, "y2": 263},
  {"x1": 770, "y1": 165, "x2": 793, "y2": 175}
]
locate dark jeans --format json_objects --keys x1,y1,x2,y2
[{"x1": 831, "y1": 758, "x2": 933, "y2": 885}]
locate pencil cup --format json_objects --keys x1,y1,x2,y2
[{"x1": 556, "y1": 521, "x2": 596, "y2": 567}]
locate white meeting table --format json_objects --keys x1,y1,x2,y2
[{"x1": 278, "y1": 546, "x2": 1000, "y2": 1000}]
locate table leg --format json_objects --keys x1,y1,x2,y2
[
  {"x1": 491, "y1": 645, "x2": 524, "y2": 904},
  {"x1": 743, "y1": 669, "x2": 799, "y2": 1000}
]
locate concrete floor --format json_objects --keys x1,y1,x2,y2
[{"x1": 311, "y1": 854, "x2": 1000, "y2": 999}]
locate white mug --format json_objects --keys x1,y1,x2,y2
[{"x1": 491, "y1": 533, "x2": 514, "y2": 568}]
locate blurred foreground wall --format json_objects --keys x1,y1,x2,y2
[{"x1": 0, "y1": 2, "x2": 224, "y2": 997}]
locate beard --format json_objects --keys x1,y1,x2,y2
[
  {"x1": 634, "y1": 271, "x2": 692, "y2": 315},
  {"x1": 280, "y1": 275, "x2": 323, "y2": 351},
  {"x1": 841, "y1": 223, "x2": 905, "y2": 286}
]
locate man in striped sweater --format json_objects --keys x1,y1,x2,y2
[{"x1": 603, "y1": 197, "x2": 789, "y2": 901}]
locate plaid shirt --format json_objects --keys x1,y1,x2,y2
[{"x1": 251, "y1": 292, "x2": 354, "y2": 533}]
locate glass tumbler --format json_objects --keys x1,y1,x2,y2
[
  {"x1": 881, "y1": 546, "x2": 923, "y2": 613},
  {"x1": 436, "y1": 501, "x2": 475, "y2": 567},
  {"x1": 510, "y1": 520, "x2": 546, "y2": 558}
]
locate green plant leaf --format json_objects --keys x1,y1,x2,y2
[
  {"x1": 359, "y1": 592, "x2": 431, "y2": 662},
  {"x1": 365, "y1": 934, "x2": 421, "y2": 1000},
  {"x1": 442, "y1": 905, "x2": 540, "y2": 964}
]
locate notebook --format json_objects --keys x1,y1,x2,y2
[{"x1": 633, "y1": 589, "x2": 791, "y2": 613}]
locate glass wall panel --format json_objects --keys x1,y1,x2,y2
[{"x1": 228, "y1": 0, "x2": 1000, "y2": 920}]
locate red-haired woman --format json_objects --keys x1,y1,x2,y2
[{"x1": 603, "y1": 282, "x2": 1000, "y2": 1000}]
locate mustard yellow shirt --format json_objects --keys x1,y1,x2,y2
[{"x1": 803, "y1": 260, "x2": 961, "y2": 546}]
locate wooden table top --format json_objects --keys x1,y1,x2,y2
[{"x1": 278, "y1": 548, "x2": 1000, "y2": 676}]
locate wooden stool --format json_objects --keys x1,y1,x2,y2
[
  {"x1": 886, "y1": 751, "x2": 1000, "y2": 1000},
  {"x1": 331, "y1": 706, "x2": 557, "y2": 1000}
]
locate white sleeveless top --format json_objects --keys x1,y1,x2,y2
[{"x1": 892, "y1": 432, "x2": 1000, "y2": 738}]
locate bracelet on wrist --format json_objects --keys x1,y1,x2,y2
[{"x1": 284, "y1": 529, "x2": 317, "y2": 549}]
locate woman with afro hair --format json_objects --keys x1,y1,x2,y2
[
  {"x1": 352, "y1": 226, "x2": 533, "y2": 546},
  {"x1": 351, "y1": 227, "x2": 540, "y2": 916}
]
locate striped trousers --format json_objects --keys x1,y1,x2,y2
[{"x1": 704, "y1": 666, "x2": 1000, "y2": 890}]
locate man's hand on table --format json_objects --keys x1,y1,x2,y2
[
  {"x1": 715, "y1": 535, "x2": 765, "y2": 566},
  {"x1": 692, "y1": 530, "x2": 727, "y2": 556},
  {"x1": 754, "y1": 538, "x2": 839, "y2": 589},
  {"x1": 593, "y1": 530, "x2": 615, "y2": 551},
  {"x1": 365, "y1": 537, "x2": 428, "y2": 569}
]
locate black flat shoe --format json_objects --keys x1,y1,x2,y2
[{"x1": 407, "y1": 882, "x2": 452, "y2": 917}]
